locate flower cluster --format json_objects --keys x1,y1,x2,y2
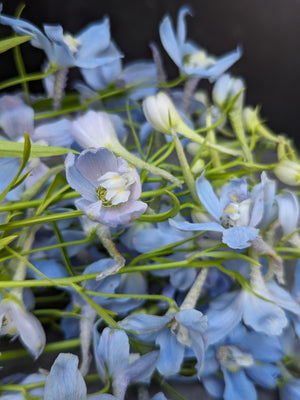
[{"x1": 0, "y1": 4, "x2": 300, "y2": 400}]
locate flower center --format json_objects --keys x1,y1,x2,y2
[
  {"x1": 96, "y1": 171, "x2": 135, "y2": 207},
  {"x1": 95, "y1": 187, "x2": 113, "y2": 207},
  {"x1": 63, "y1": 33, "x2": 81, "y2": 54},
  {"x1": 221, "y1": 198, "x2": 252, "y2": 228},
  {"x1": 216, "y1": 345, "x2": 254, "y2": 372},
  {"x1": 184, "y1": 50, "x2": 215, "y2": 69}
]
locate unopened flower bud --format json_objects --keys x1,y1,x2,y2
[
  {"x1": 243, "y1": 106, "x2": 260, "y2": 133},
  {"x1": 142, "y1": 92, "x2": 182, "y2": 133},
  {"x1": 212, "y1": 73, "x2": 245, "y2": 110},
  {"x1": 191, "y1": 159, "x2": 205, "y2": 175},
  {"x1": 274, "y1": 159, "x2": 300, "y2": 186}
]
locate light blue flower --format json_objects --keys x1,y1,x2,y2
[
  {"x1": 202, "y1": 324, "x2": 283, "y2": 400},
  {"x1": 65, "y1": 147, "x2": 147, "y2": 227},
  {"x1": 205, "y1": 269, "x2": 300, "y2": 346},
  {"x1": 169, "y1": 172, "x2": 270, "y2": 249},
  {"x1": 119, "y1": 308, "x2": 207, "y2": 377},
  {"x1": 0, "y1": 4, "x2": 122, "y2": 69},
  {"x1": 93, "y1": 326, "x2": 159, "y2": 400},
  {"x1": 159, "y1": 6, "x2": 241, "y2": 81}
]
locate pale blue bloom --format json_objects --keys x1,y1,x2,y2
[
  {"x1": 202, "y1": 324, "x2": 283, "y2": 400},
  {"x1": 65, "y1": 147, "x2": 147, "y2": 227},
  {"x1": 119, "y1": 309, "x2": 207, "y2": 377},
  {"x1": 205, "y1": 270, "x2": 300, "y2": 346},
  {"x1": 0, "y1": 4, "x2": 122, "y2": 69},
  {"x1": 159, "y1": 6, "x2": 241, "y2": 81},
  {"x1": 93, "y1": 326, "x2": 159, "y2": 400},
  {"x1": 170, "y1": 172, "x2": 270, "y2": 249}
]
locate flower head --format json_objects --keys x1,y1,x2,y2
[
  {"x1": 159, "y1": 6, "x2": 241, "y2": 81},
  {"x1": 0, "y1": 4, "x2": 122, "y2": 69},
  {"x1": 65, "y1": 147, "x2": 147, "y2": 227}
]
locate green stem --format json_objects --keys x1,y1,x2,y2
[
  {"x1": 108, "y1": 140, "x2": 182, "y2": 187},
  {"x1": 171, "y1": 128, "x2": 200, "y2": 205}
]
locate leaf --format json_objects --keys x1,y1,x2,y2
[
  {"x1": 0, "y1": 235, "x2": 18, "y2": 250},
  {"x1": 0, "y1": 133, "x2": 31, "y2": 203},
  {"x1": 0, "y1": 35, "x2": 32, "y2": 54},
  {"x1": 0, "y1": 139, "x2": 78, "y2": 158}
]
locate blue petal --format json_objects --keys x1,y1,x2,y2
[
  {"x1": 44, "y1": 353, "x2": 87, "y2": 400},
  {"x1": 169, "y1": 218, "x2": 225, "y2": 233},
  {"x1": 175, "y1": 309, "x2": 207, "y2": 333},
  {"x1": 80, "y1": 45, "x2": 122, "y2": 90},
  {"x1": 222, "y1": 368, "x2": 257, "y2": 400},
  {"x1": 196, "y1": 173, "x2": 223, "y2": 220},
  {"x1": 222, "y1": 226, "x2": 259, "y2": 249},
  {"x1": 119, "y1": 313, "x2": 172, "y2": 337},
  {"x1": 184, "y1": 46, "x2": 242, "y2": 82},
  {"x1": 0, "y1": 95, "x2": 34, "y2": 140},
  {"x1": 156, "y1": 328, "x2": 185, "y2": 376},
  {"x1": 242, "y1": 290, "x2": 287, "y2": 335},
  {"x1": 176, "y1": 6, "x2": 192, "y2": 49},
  {"x1": 0, "y1": 11, "x2": 52, "y2": 60},
  {"x1": 159, "y1": 14, "x2": 182, "y2": 68},
  {"x1": 33, "y1": 118, "x2": 73, "y2": 148},
  {"x1": 76, "y1": 18, "x2": 111, "y2": 59},
  {"x1": 205, "y1": 291, "x2": 244, "y2": 346},
  {"x1": 246, "y1": 363, "x2": 280, "y2": 389},
  {"x1": 280, "y1": 378, "x2": 300, "y2": 400}
]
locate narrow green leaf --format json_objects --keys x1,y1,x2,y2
[
  {"x1": 0, "y1": 133, "x2": 31, "y2": 203},
  {"x1": 0, "y1": 139, "x2": 78, "y2": 158},
  {"x1": 0, "y1": 235, "x2": 18, "y2": 249},
  {"x1": 0, "y1": 35, "x2": 32, "y2": 54}
]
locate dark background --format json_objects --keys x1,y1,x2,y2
[{"x1": 0, "y1": 0, "x2": 300, "y2": 146}]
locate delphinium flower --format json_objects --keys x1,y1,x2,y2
[
  {"x1": 159, "y1": 6, "x2": 241, "y2": 81},
  {"x1": 119, "y1": 308, "x2": 207, "y2": 378},
  {"x1": 0, "y1": 4, "x2": 122, "y2": 70},
  {"x1": 169, "y1": 172, "x2": 264, "y2": 250},
  {"x1": 201, "y1": 323, "x2": 283, "y2": 400},
  {"x1": 204, "y1": 262, "x2": 300, "y2": 346},
  {"x1": 65, "y1": 147, "x2": 147, "y2": 227},
  {"x1": 93, "y1": 325, "x2": 159, "y2": 400}
]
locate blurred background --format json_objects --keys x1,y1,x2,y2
[{"x1": 0, "y1": 0, "x2": 299, "y2": 145}]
